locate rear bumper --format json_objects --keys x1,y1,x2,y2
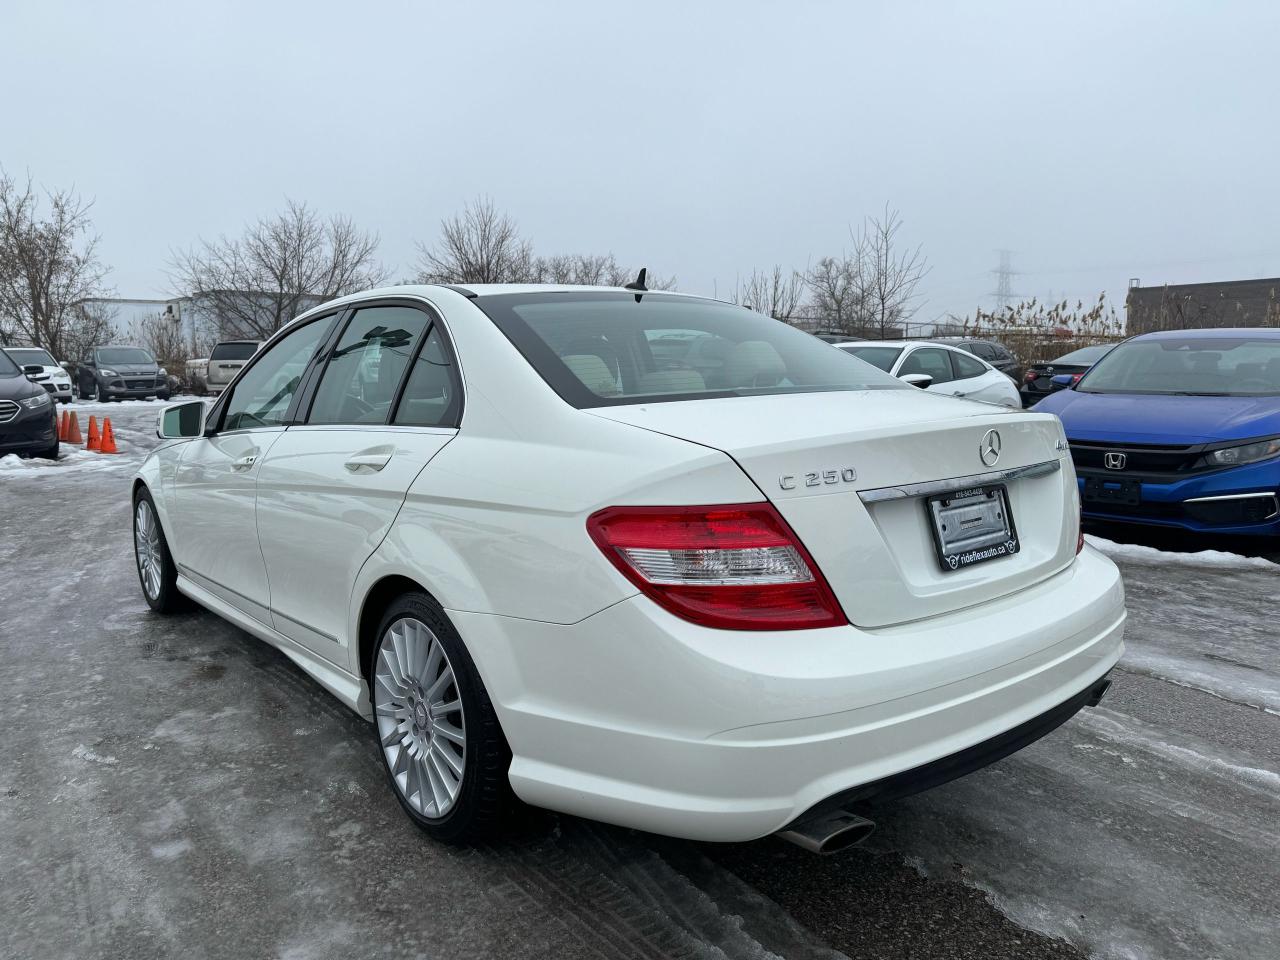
[{"x1": 452, "y1": 545, "x2": 1125, "y2": 842}]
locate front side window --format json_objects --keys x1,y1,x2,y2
[
  {"x1": 97, "y1": 347, "x2": 155, "y2": 365},
  {"x1": 223, "y1": 319, "x2": 329, "y2": 431},
  {"x1": 1079, "y1": 337, "x2": 1280, "y2": 396},
  {"x1": 0, "y1": 351, "x2": 19, "y2": 376},
  {"x1": 475, "y1": 292, "x2": 907, "y2": 407},
  {"x1": 899, "y1": 347, "x2": 955, "y2": 384},
  {"x1": 308, "y1": 305, "x2": 430, "y2": 425}
]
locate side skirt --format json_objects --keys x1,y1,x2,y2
[{"x1": 176, "y1": 574, "x2": 366, "y2": 716}]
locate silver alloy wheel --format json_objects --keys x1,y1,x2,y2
[
  {"x1": 134, "y1": 500, "x2": 163, "y2": 601},
  {"x1": 374, "y1": 618, "x2": 466, "y2": 818}
]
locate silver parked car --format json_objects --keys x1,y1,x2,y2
[{"x1": 205, "y1": 340, "x2": 261, "y2": 395}]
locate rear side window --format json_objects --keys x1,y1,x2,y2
[
  {"x1": 475, "y1": 292, "x2": 907, "y2": 408},
  {"x1": 951, "y1": 351, "x2": 989, "y2": 379},
  {"x1": 969, "y1": 343, "x2": 996, "y2": 360},
  {"x1": 393, "y1": 326, "x2": 462, "y2": 427},
  {"x1": 309, "y1": 305, "x2": 430, "y2": 425},
  {"x1": 210, "y1": 342, "x2": 259, "y2": 361},
  {"x1": 899, "y1": 347, "x2": 955, "y2": 384}
]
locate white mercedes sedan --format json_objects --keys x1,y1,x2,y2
[
  {"x1": 837, "y1": 339, "x2": 1022, "y2": 407},
  {"x1": 134, "y1": 283, "x2": 1125, "y2": 853}
]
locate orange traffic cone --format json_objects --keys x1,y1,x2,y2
[
  {"x1": 65, "y1": 411, "x2": 83, "y2": 444},
  {"x1": 98, "y1": 418, "x2": 119, "y2": 454},
  {"x1": 86, "y1": 415, "x2": 100, "y2": 451},
  {"x1": 58, "y1": 409, "x2": 69, "y2": 441}
]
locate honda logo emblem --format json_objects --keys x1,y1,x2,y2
[{"x1": 1104, "y1": 452, "x2": 1127, "y2": 470}]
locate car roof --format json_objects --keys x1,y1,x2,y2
[
  {"x1": 1130, "y1": 327, "x2": 1280, "y2": 342},
  {"x1": 841, "y1": 339, "x2": 965, "y2": 352}
]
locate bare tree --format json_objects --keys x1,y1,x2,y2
[
  {"x1": 532, "y1": 251, "x2": 675, "y2": 289},
  {"x1": 732, "y1": 266, "x2": 804, "y2": 321},
  {"x1": 859, "y1": 205, "x2": 929, "y2": 338},
  {"x1": 137, "y1": 308, "x2": 188, "y2": 368},
  {"x1": 0, "y1": 169, "x2": 113, "y2": 358},
  {"x1": 804, "y1": 254, "x2": 865, "y2": 331},
  {"x1": 803, "y1": 205, "x2": 928, "y2": 337},
  {"x1": 415, "y1": 197, "x2": 535, "y2": 284},
  {"x1": 169, "y1": 199, "x2": 388, "y2": 341}
]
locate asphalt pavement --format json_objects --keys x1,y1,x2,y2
[{"x1": 2, "y1": 401, "x2": 1276, "y2": 960}]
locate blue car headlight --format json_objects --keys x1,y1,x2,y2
[{"x1": 1196, "y1": 437, "x2": 1280, "y2": 468}]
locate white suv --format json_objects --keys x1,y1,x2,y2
[
  {"x1": 133, "y1": 284, "x2": 1124, "y2": 852},
  {"x1": 2, "y1": 347, "x2": 73, "y2": 403}
]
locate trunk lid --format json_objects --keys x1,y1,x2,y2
[{"x1": 589, "y1": 390, "x2": 1076, "y2": 627}]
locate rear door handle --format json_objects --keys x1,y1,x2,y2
[{"x1": 344, "y1": 452, "x2": 392, "y2": 473}]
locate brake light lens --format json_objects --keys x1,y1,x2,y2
[
  {"x1": 1071, "y1": 373, "x2": 1084, "y2": 384},
  {"x1": 586, "y1": 503, "x2": 847, "y2": 630},
  {"x1": 1024, "y1": 370, "x2": 1038, "y2": 382},
  {"x1": 1075, "y1": 492, "x2": 1085, "y2": 554}
]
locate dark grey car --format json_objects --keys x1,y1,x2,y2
[
  {"x1": 75, "y1": 346, "x2": 170, "y2": 402},
  {"x1": 0, "y1": 349, "x2": 59, "y2": 458}
]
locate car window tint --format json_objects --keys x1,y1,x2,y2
[
  {"x1": 223, "y1": 320, "x2": 328, "y2": 431},
  {"x1": 210, "y1": 342, "x2": 259, "y2": 361},
  {"x1": 393, "y1": 325, "x2": 462, "y2": 427},
  {"x1": 951, "y1": 351, "x2": 988, "y2": 379},
  {"x1": 899, "y1": 347, "x2": 955, "y2": 384},
  {"x1": 844, "y1": 346, "x2": 903, "y2": 371},
  {"x1": 969, "y1": 343, "x2": 995, "y2": 360},
  {"x1": 309, "y1": 306, "x2": 430, "y2": 425}
]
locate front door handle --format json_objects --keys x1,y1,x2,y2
[
  {"x1": 344, "y1": 452, "x2": 392, "y2": 473},
  {"x1": 232, "y1": 453, "x2": 258, "y2": 471}
]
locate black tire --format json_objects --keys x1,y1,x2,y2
[
  {"x1": 371, "y1": 592, "x2": 513, "y2": 843},
  {"x1": 132, "y1": 488, "x2": 186, "y2": 613},
  {"x1": 58, "y1": 397, "x2": 70, "y2": 405}
]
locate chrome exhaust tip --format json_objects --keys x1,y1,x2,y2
[{"x1": 776, "y1": 810, "x2": 875, "y2": 855}]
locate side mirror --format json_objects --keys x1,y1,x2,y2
[
  {"x1": 900, "y1": 373, "x2": 934, "y2": 389},
  {"x1": 158, "y1": 400, "x2": 207, "y2": 439},
  {"x1": 1050, "y1": 374, "x2": 1075, "y2": 389},
  {"x1": 22, "y1": 364, "x2": 44, "y2": 377}
]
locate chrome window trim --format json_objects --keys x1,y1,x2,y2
[{"x1": 858, "y1": 459, "x2": 1061, "y2": 503}]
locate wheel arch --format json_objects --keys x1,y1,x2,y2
[{"x1": 356, "y1": 574, "x2": 442, "y2": 687}]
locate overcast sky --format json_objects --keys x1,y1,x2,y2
[{"x1": 5, "y1": 1, "x2": 1278, "y2": 324}]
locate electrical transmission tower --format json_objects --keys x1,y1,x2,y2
[{"x1": 991, "y1": 250, "x2": 1020, "y2": 311}]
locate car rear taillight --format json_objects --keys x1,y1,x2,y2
[
  {"x1": 1024, "y1": 370, "x2": 1038, "y2": 382},
  {"x1": 1071, "y1": 373, "x2": 1084, "y2": 384},
  {"x1": 586, "y1": 503, "x2": 848, "y2": 630},
  {"x1": 1075, "y1": 493, "x2": 1085, "y2": 554}
]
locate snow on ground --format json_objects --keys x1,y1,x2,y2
[
  {"x1": 1087, "y1": 534, "x2": 1277, "y2": 571},
  {"x1": 0, "y1": 396, "x2": 202, "y2": 476}
]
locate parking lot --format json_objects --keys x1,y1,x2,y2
[{"x1": 3, "y1": 401, "x2": 1277, "y2": 960}]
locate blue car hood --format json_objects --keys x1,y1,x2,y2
[{"x1": 1035, "y1": 389, "x2": 1280, "y2": 445}]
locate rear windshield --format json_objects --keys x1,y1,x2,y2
[
  {"x1": 7, "y1": 347, "x2": 57, "y2": 366},
  {"x1": 97, "y1": 347, "x2": 155, "y2": 365},
  {"x1": 841, "y1": 345, "x2": 903, "y2": 371},
  {"x1": 1079, "y1": 337, "x2": 1280, "y2": 396},
  {"x1": 210, "y1": 341, "x2": 258, "y2": 361},
  {"x1": 476, "y1": 292, "x2": 907, "y2": 407},
  {"x1": 1052, "y1": 345, "x2": 1111, "y2": 365}
]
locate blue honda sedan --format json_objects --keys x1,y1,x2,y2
[{"x1": 1033, "y1": 328, "x2": 1280, "y2": 538}]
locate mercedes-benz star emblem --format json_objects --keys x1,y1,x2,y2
[{"x1": 980, "y1": 429, "x2": 1002, "y2": 467}]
